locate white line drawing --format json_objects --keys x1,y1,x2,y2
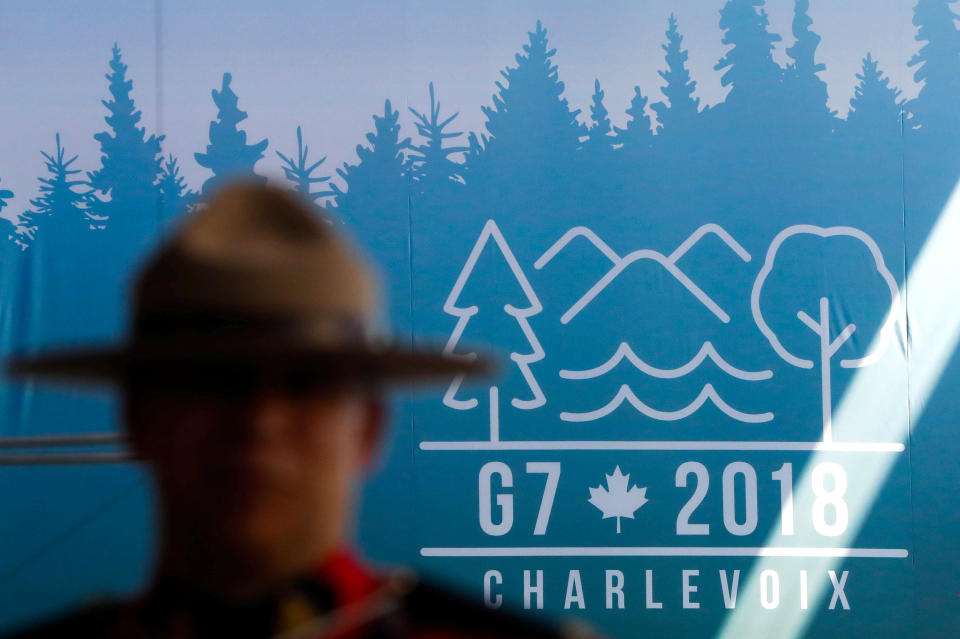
[
  {"x1": 420, "y1": 546, "x2": 909, "y2": 559},
  {"x1": 751, "y1": 225, "x2": 902, "y2": 443},
  {"x1": 419, "y1": 441, "x2": 904, "y2": 452},
  {"x1": 534, "y1": 222, "x2": 751, "y2": 270},
  {"x1": 559, "y1": 384, "x2": 774, "y2": 424},
  {"x1": 563, "y1": 250, "x2": 731, "y2": 323},
  {"x1": 422, "y1": 223, "x2": 905, "y2": 453},
  {"x1": 536, "y1": 223, "x2": 752, "y2": 325},
  {"x1": 442, "y1": 219, "x2": 546, "y2": 442},
  {"x1": 534, "y1": 226, "x2": 620, "y2": 268},
  {"x1": 559, "y1": 340, "x2": 773, "y2": 381},
  {"x1": 668, "y1": 223, "x2": 753, "y2": 263},
  {"x1": 588, "y1": 466, "x2": 648, "y2": 534}
]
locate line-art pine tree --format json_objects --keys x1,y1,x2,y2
[
  {"x1": 583, "y1": 79, "x2": 615, "y2": 155},
  {"x1": 907, "y1": 0, "x2": 960, "y2": 133},
  {"x1": 87, "y1": 43, "x2": 164, "y2": 239},
  {"x1": 21, "y1": 134, "x2": 90, "y2": 244},
  {"x1": 157, "y1": 155, "x2": 197, "y2": 225},
  {"x1": 714, "y1": 1, "x2": 783, "y2": 114},
  {"x1": 276, "y1": 126, "x2": 332, "y2": 203},
  {"x1": 614, "y1": 87, "x2": 654, "y2": 153},
  {"x1": 195, "y1": 72, "x2": 268, "y2": 197},
  {"x1": 652, "y1": 13, "x2": 700, "y2": 137},
  {"x1": 783, "y1": 0, "x2": 836, "y2": 135},
  {"x1": 467, "y1": 21, "x2": 585, "y2": 188},
  {"x1": 845, "y1": 53, "x2": 904, "y2": 140},
  {"x1": 443, "y1": 220, "x2": 545, "y2": 442},
  {"x1": 407, "y1": 82, "x2": 468, "y2": 197}
]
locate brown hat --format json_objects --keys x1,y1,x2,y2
[{"x1": 6, "y1": 183, "x2": 490, "y2": 386}]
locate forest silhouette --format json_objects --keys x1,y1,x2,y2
[
  {"x1": 2, "y1": 1, "x2": 960, "y2": 636},
  {"x1": 1, "y1": 0, "x2": 957, "y2": 444}
]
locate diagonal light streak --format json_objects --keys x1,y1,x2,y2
[{"x1": 717, "y1": 178, "x2": 960, "y2": 638}]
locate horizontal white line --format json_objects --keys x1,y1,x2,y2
[
  {"x1": 420, "y1": 547, "x2": 909, "y2": 559},
  {"x1": 0, "y1": 452, "x2": 134, "y2": 465},
  {"x1": 418, "y1": 441, "x2": 905, "y2": 452},
  {"x1": 0, "y1": 432, "x2": 126, "y2": 449}
]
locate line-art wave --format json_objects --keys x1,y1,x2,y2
[
  {"x1": 559, "y1": 341, "x2": 773, "y2": 381},
  {"x1": 560, "y1": 383, "x2": 774, "y2": 423}
]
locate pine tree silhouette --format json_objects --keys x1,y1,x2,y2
[
  {"x1": 846, "y1": 53, "x2": 903, "y2": 139},
  {"x1": 332, "y1": 99, "x2": 413, "y2": 328},
  {"x1": 907, "y1": 0, "x2": 960, "y2": 133},
  {"x1": 714, "y1": 0, "x2": 783, "y2": 112},
  {"x1": 583, "y1": 80, "x2": 614, "y2": 156},
  {"x1": 21, "y1": 134, "x2": 113, "y2": 349},
  {"x1": 195, "y1": 73, "x2": 268, "y2": 196},
  {"x1": 21, "y1": 134, "x2": 90, "y2": 243},
  {"x1": 614, "y1": 87, "x2": 654, "y2": 152},
  {"x1": 0, "y1": 180, "x2": 12, "y2": 220},
  {"x1": 332, "y1": 99, "x2": 411, "y2": 215},
  {"x1": 468, "y1": 21, "x2": 585, "y2": 187},
  {"x1": 276, "y1": 126, "x2": 332, "y2": 203},
  {"x1": 0, "y1": 178, "x2": 16, "y2": 416},
  {"x1": 0, "y1": 180, "x2": 14, "y2": 247},
  {"x1": 652, "y1": 14, "x2": 700, "y2": 137},
  {"x1": 583, "y1": 79, "x2": 615, "y2": 155},
  {"x1": 157, "y1": 155, "x2": 197, "y2": 224},
  {"x1": 407, "y1": 82, "x2": 468, "y2": 197},
  {"x1": 87, "y1": 43, "x2": 164, "y2": 241},
  {"x1": 784, "y1": 0, "x2": 836, "y2": 134}
]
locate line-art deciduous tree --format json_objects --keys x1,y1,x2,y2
[{"x1": 751, "y1": 225, "x2": 901, "y2": 442}]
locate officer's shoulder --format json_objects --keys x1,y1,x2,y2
[
  {"x1": 3, "y1": 599, "x2": 130, "y2": 639},
  {"x1": 390, "y1": 570, "x2": 601, "y2": 639}
]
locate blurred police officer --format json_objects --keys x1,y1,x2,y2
[{"x1": 5, "y1": 185, "x2": 598, "y2": 638}]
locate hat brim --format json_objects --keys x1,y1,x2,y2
[{"x1": 5, "y1": 339, "x2": 494, "y2": 387}]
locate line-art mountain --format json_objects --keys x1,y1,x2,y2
[
  {"x1": 560, "y1": 340, "x2": 773, "y2": 381},
  {"x1": 534, "y1": 226, "x2": 621, "y2": 268},
  {"x1": 535, "y1": 223, "x2": 752, "y2": 324},
  {"x1": 560, "y1": 383, "x2": 774, "y2": 424}
]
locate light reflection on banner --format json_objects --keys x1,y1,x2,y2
[{"x1": 717, "y1": 178, "x2": 960, "y2": 639}]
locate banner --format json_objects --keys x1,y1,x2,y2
[{"x1": 1, "y1": 2, "x2": 957, "y2": 637}]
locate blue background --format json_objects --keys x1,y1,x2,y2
[{"x1": 0, "y1": 1, "x2": 957, "y2": 637}]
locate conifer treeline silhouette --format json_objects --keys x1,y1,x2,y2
[
  {"x1": 1, "y1": 0, "x2": 958, "y2": 419},
  {"x1": 1, "y1": 4, "x2": 950, "y2": 251}
]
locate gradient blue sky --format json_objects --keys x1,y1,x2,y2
[{"x1": 0, "y1": 0, "x2": 921, "y2": 221}]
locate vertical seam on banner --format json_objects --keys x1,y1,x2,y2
[
  {"x1": 899, "y1": 101, "x2": 920, "y2": 635},
  {"x1": 154, "y1": 0, "x2": 164, "y2": 230}
]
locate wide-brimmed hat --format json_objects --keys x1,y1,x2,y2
[{"x1": 5, "y1": 183, "x2": 490, "y2": 386}]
